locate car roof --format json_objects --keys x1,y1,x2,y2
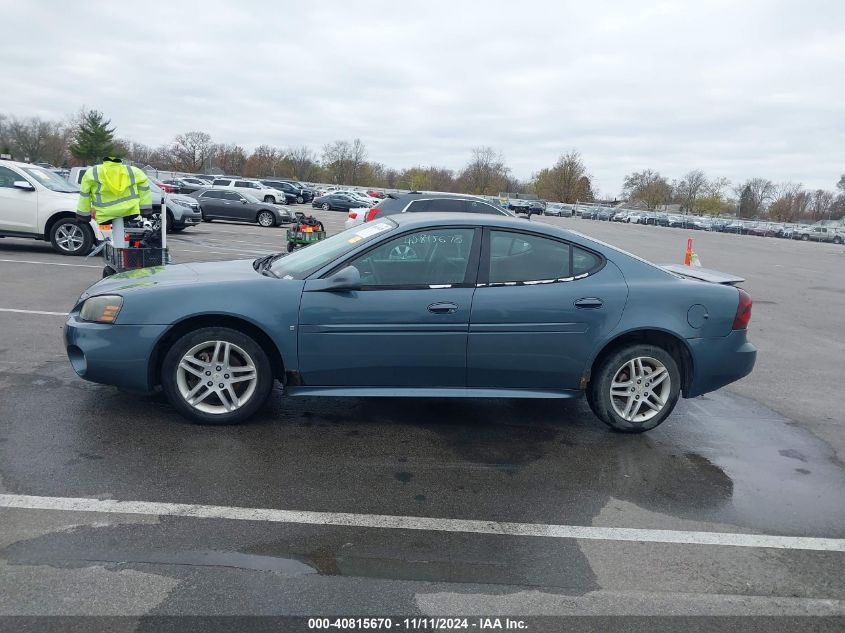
[{"x1": 389, "y1": 211, "x2": 566, "y2": 234}]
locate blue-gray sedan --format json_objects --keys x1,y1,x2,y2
[{"x1": 64, "y1": 213, "x2": 756, "y2": 432}]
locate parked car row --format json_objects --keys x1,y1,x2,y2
[{"x1": 578, "y1": 206, "x2": 845, "y2": 243}]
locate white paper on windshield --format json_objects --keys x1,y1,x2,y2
[{"x1": 355, "y1": 222, "x2": 392, "y2": 239}]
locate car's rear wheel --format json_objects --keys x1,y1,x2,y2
[
  {"x1": 587, "y1": 344, "x2": 680, "y2": 433},
  {"x1": 801, "y1": 234, "x2": 809, "y2": 241},
  {"x1": 257, "y1": 211, "x2": 276, "y2": 227},
  {"x1": 296, "y1": 195, "x2": 304, "y2": 204},
  {"x1": 161, "y1": 327, "x2": 274, "y2": 425},
  {"x1": 49, "y1": 219, "x2": 93, "y2": 256},
  {"x1": 322, "y1": 203, "x2": 330, "y2": 211}
]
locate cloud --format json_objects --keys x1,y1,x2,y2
[{"x1": 2, "y1": 0, "x2": 843, "y2": 193}]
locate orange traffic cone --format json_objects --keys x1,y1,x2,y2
[{"x1": 684, "y1": 238, "x2": 702, "y2": 267}]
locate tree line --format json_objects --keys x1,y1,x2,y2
[
  {"x1": 1, "y1": 109, "x2": 842, "y2": 221},
  {"x1": 621, "y1": 168, "x2": 845, "y2": 221}
]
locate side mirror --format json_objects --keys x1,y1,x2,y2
[
  {"x1": 13, "y1": 180, "x2": 35, "y2": 191},
  {"x1": 304, "y1": 265, "x2": 361, "y2": 292}
]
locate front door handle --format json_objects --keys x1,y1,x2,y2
[
  {"x1": 428, "y1": 302, "x2": 458, "y2": 314},
  {"x1": 574, "y1": 297, "x2": 603, "y2": 309}
]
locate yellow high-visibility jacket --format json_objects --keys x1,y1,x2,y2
[{"x1": 77, "y1": 162, "x2": 153, "y2": 223}]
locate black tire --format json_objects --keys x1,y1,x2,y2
[
  {"x1": 322, "y1": 203, "x2": 330, "y2": 211},
  {"x1": 834, "y1": 236, "x2": 843, "y2": 245},
  {"x1": 286, "y1": 241, "x2": 295, "y2": 252},
  {"x1": 201, "y1": 210, "x2": 213, "y2": 222},
  {"x1": 296, "y1": 196, "x2": 304, "y2": 204},
  {"x1": 587, "y1": 344, "x2": 681, "y2": 433},
  {"x1": 49, "y1": 218, "x2": 93, "y2": 256},
  {"x1": 257, "y1": 210, "x2": 276, "y2": 227},
  {"x1": 264, "y1": 195, "x2": 275, "y2": 203},
  {"x1": 160, "y1": 327, "x2": 274, "y2": 425},
  {"x1": 801, "y1": 234, "x2": 809, "y2": 241}
]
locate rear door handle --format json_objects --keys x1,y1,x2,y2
[
  {"x1": 574, "y1": 297, "x2": 603, "y2": 309},
  {"x1": 428, "y1": 302, "x2": 458, "y2": 314}
]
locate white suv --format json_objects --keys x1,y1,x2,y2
[
  {"x1": 0, "y1": 160, "x2": 93, "y2": 255},
  {"x1": 211, "y1": 178, "x2": 287, "y2": 204}
]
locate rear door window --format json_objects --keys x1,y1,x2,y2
[{"x1": 488, "y1": 231, "x2": 571, "y2": 283}]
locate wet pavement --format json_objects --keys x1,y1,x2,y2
[{"x1": 0, "y1": 213, "x2": 843, "y2": 619}]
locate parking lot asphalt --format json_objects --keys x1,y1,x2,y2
[{"x1": 0, "y1": 210, "x2": 843, "y2": 619}]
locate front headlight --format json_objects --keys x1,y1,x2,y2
[{"x1": 80, "y1": 295, "x2": 123, "y2": 323}]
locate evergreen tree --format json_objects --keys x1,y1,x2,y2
[
  {"x1": 739, "y1": 185, "x2": 754, "y2": 219},
  {"x1": 69, "y1": 110, "x2": 119, "y2": 162}
]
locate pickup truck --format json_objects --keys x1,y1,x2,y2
[{"x1": 794, "y1": 225, "x2": 844, "y2": 244}]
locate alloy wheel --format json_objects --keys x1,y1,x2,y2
[
  {"x1": 54, "y1": 223, "x2": 85, "y2": 253},
  {"x1": 176, "y1": 341, "x2": 258, "y2": 415},
  {"x1": 609, "y1": 356, "x2": 671, "y2": 424},
  {"x1": 258, "y1": 211, "x2": 275, "y2": 227}
]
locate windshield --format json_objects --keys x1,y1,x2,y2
[
  {"x1": 269, "y1": 220, "x2": 396, "y2": 279},
  {"x1": 22, "y1": 167, "x2": 79, "y2": 193}
]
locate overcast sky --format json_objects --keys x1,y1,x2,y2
[{"x1": 3, "y1": 0, "x2": 843, "y2": 194}]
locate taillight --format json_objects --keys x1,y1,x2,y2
[
  {"x1": 732, "y1": 288, "x2": 752, "y2": 330},
  {"x1": 365, "y1": 207, "x2": 380, "y2": 222},
  {"x1": 349, "y1": 211, "x2": 358, "y2": 219}
]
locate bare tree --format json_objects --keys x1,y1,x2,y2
[
  {"x1": 533, "y1": 151, "x2": 592, "y2": 203},
  {"x1": 321, "y1": 139, "x2": 368, "y2": 185},
  {"x1": 243, "y1": 145, "x2": 284, "y2": 177},
  {"x1": 286, "y1": 145, "x2": 320, "y2": 181},
  {"x1": 457, "y1": 146, "x2": 511, "y2": 195},
  {"x1": 703, "y1": 176, "x2": 731, "y2": 198},
  {"x1": 623, "y1": 169, "x2": 672, "y2": 209},
  {"x1": 767, "y1": 183, "x2": 811, "y2": 222},
  {"x1": 675, "y1": 169, "x2": 707, "y2": 213},
  {"x1": 808, "y1": 189, "x2": 835, "y2": 221},
  {"x1": 735, "y1": 178, "x2": 776, "y2": 218},
  {"x1": 116, "y1": 139, "x2": 155, "y2": 166},
  {"x1": 6, "y1": 116, "x2": 53, "y2": 162},
  {"x1": 213, "y1": 143, "x2": 247, "y2": 175},
  {"x1": 170, "y1": 131, "x2": 214, "y2": 172}
]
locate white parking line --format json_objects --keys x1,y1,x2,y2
[
  {"x1": 0, "y1": 258, "x2": 101, "y2": 269},
  {"x1": 1, "y1": 493, "x2": 842, "y2": 552},
  {"x1": 0, "y1": 308, "x2": 67, "y2": 316}
]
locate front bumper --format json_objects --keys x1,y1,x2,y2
[
  {"x1": 64, "y1": 315, "x2": 167, "y2": 392},
  {"x1": 685, "y1": 329, "x2": 757, "y2": 398}
]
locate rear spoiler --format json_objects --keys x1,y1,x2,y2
[{"x1": 660, "y1": 264, "x2": 745, "y2": 286}]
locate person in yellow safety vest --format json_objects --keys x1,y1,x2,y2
[{"x1": 75, "y1": 157, "x2": 154, "y2": 225}]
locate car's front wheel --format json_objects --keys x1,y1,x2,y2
[
  {"x1": 322, "y1": 203, "x2": 330, "y2": 211},
  {"x1": 296, "y1": 195, "x2": 304, "y2": 204},
  {"x1": 264, "y1": 195, "x2": 275, "y2": 203},
  {"x1": 49, "y1": 218, "x2": 93, "y2": 256},
  {"x1": 161, "y1": 327, "x2": 274, "y2": 425},
  {"x1": 587, "y1": 344, "x2": 680, "y2": 433},
  {"x1": 257, "y1": 210, "x2": 276, "y2": 227}
]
